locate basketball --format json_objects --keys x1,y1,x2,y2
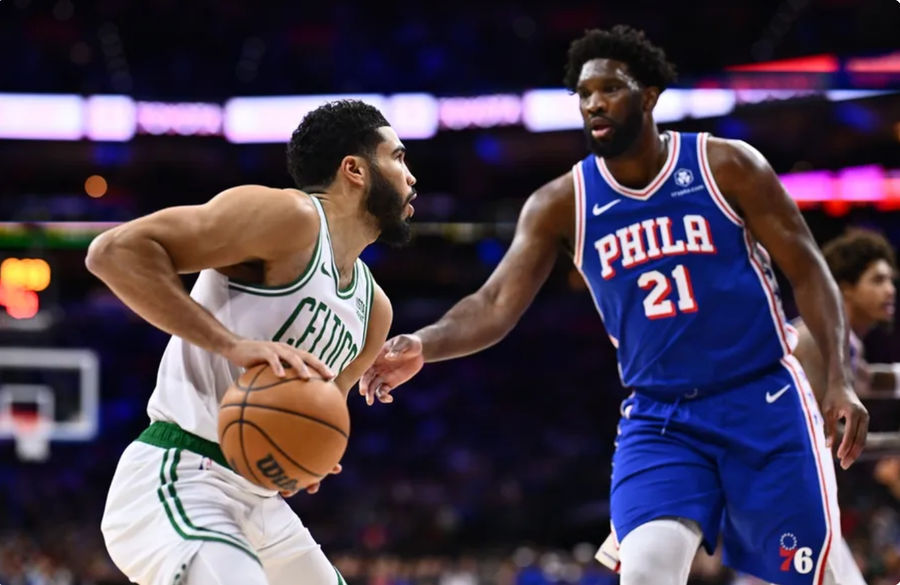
[{"x1": 217, "y1": 364, "x2": 350, "y2": 493}]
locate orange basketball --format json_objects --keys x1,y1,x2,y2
[{"x1": 218, "y1": 364, "x2": 350, "y2": 493}]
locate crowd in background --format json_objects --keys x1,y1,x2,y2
[{"x1": 1, "y1": 0, "x2": 896, "y2": 98}]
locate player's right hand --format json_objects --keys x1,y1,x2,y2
[
  {"x1": 359, "y1": 334, "x2": 425, "y2": 406},
  {"x1": 223, "y1": 339, "x2": 334, "y2": 380}
]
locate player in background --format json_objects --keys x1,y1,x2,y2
[
  {"x1": 795, "y1": 229, "x2": 899, "y2": 409},
  {"x1": 360, "y1": 26, "x2": 868, "y2": 585},
  {"x1": 793, "y1": 230, "x2": 900, "y2": 580},
  {"x1": 87, "y1": 100, "x2": 416, "y2": 585}
]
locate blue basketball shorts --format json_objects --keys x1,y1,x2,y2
[{"x1": 610, "y1": 355, "x2": 841, "y2": 585}]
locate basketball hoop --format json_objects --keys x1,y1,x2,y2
[{"x1": 5, "y1": 412, "x2": 51, "y2": 461}]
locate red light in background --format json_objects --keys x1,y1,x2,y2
[
  {"x1": 0, "y1": 284, "x2": 39, "y2": 319},
  {"x1": 727, "y1": 54, "x2": 840, "y2": 73},
  {"x1": 846, "y1": 52, "x2": 900, "y2": 73}
]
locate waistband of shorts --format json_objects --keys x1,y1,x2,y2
[
  {"x1": 633, "y1": 360, "x2": 785, "y2": 402},
  {"x1": 137, "y1": 421, "x2": 230, "y2": 470}
]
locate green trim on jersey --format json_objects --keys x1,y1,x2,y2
[
  {"x1": 334, "y1": 566, "x2": 348, "y2": 585},
  {"x1": 156, "y1": 448, "x2": 261, "y2": 564},
  {"x1": 314, "y1": 197, "x2": 360, "y2": 299},
  {"x1": 334, "y1": 261, "x2": 358, "y2": 299},
  {"x1": 139, "y1": 421, "x2": 230, "y2": 469},
  {"x1": 226, "y1": 194, "x2": 323, "y2": 296},
  {"x1": 360, "y1": 262, "x2": 375, "y2": 349}
]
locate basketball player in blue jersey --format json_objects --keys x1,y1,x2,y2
[
  {"x1": 598, "y1": 229, "x2": 898, "y2": 584},
  {"x1": 361, "y1": 26, "x2": 868, "y2": 585}
]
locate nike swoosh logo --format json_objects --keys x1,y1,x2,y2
[
  {"x1": 320, "y1": 263, "x2": 330, "y2": 278},
  {"x1": 593, "y1": 199, "x2": 621, "y2": 216},
  {"x1": 765, "y1": 384, "x2": 791, "y2": 404}
]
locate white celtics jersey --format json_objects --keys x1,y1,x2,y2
[{"x1": 147, "y1": 195, "x2": 375, "y2": 443}]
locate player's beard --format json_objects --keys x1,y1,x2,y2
[
  {"x1": 366, "y1": 163, "x2": 413, "y2": 246},
  {"x1": 584, "y1": 96, "x2": 644, "y2": 159}
]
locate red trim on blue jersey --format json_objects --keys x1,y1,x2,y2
[
  {"x1": 573, "y1": 164, "x2": 586, "y2": 268},
  {"x1": 697, "y1": 132, "x2": 790, "y2": 354},
  {"x1": 697, "y1": 133, "x2": 743, "y2": 226},
  {"x1": 781, "y1": 356, "x2": 834, "y2": 585},
  {"x1": 743, "y1": 231, "x2": 791, "y2": 354}
]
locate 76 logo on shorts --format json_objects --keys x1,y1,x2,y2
[{"x1": 779, "y1": 533, "x2": 813, "y2": 574}]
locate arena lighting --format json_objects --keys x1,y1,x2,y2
[
  {"x1": 726, "y1": 54, "x2": 841, "y2": 73},
  {"x1": 136, "y1": 101, "x2": 222, "y2": 136},
  {"x1": 782, "y1": 166, "x2": 900, "y2": 216},
  {"x1": 84, "y1": 95, "x2": 136, "y2": 141},
  {"x1": 224, "y1": 93, "x2": 440, "y2": 142},
  {"x1": 438, "y1": 94, "x2": 522, "y2": 130},
  {"x1": 0, "y1": 258, "x2": 51, "y2": 292},
  {"x1": 1, "y1": 167, "x2": 898, "y2": 249},
  {"x1": 223, "y1": 94, "x2": 386, "y2": 143},
  {"x1": 0, "y1": 88, "x2": 895, "y2": 142},
  {"x1": 846, "y1": 51, "x2": 900, "y2": 74},
  {"x1": 0, "y1": 94, "x2": 82, "y2": 140},
  {"x1": 0, "y1": 258, "x2": 51, "y2": 320},
  {"x1": 725, "y1": 51, "x2": 900, "y2": 75}
]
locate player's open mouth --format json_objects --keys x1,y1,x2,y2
[
  {"x1": 590, "y1": 118, "x2": 614, "y2": 139},
  {"x1": 405, "y1": 192, "x2": 417, "y2": 217}
]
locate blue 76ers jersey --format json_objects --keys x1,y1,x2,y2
[{"x1": 573, "y1": 132, "x2": 792, "y2": 393}]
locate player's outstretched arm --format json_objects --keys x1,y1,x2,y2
[
  {"x1": 360, "y1": 172, "x2": 574, "y2": 404},
  {"x1": 709, "y1": 138, "x2": 868, "y2": 469},
  {"x1": 85, "y1": 185, "x2": 333, "y2": 380}
]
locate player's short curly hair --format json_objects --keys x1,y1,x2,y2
[
  {"x1": 563, "y1": 25, "x2": 677, "y2": 92},
  {"x1": 823, "y1": 229, "x2": 897, "y2": 286},
  {"x1": 286, "y1": 100, "x2": 390, "y2": 191}
]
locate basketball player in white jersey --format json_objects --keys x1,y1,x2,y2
[{"x1": 87, "y1": 100, "x2": 417, "y2": 585}]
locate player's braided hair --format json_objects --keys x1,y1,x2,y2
[
  {"x1": 286, "y1": 100, "x2": 389, "y2": 191},
  {"x1": 823, "y1": 229, "x2": 897, "y2": 285},
  {"x1": 563, "y1": 25, "x2": 677, "y2": 92}
]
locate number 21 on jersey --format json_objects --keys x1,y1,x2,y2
[{"x1": 638, "y1": 264, "x2": 697, "y2": 319}]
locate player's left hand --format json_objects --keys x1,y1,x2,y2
[
  {"x1": 280, "y1": 463, "x2": 342, "y2": 497},
  {"x1": 822, "y1": 382, "x2": 869, "y2": 469}
]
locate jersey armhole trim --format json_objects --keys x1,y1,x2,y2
[
  {"x1": 226, "y1": 193, "x2": 323, "y2": 296},
  {"x1": 359, "y1": 263, "x2": 375, "y2": 350},
  {"x1": 697, "y1": 133, "x2": 744, "y2": 227},
  {"x1": 573, "y1": 164, "x2": 586, "y2": 269}
]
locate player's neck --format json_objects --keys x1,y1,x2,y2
[
  {"x1": 316, "y1": 193, "x2": 377, "y2": 279},
  {"x1": 601, "y1": 123, "x2": 668, "y2": 190}
]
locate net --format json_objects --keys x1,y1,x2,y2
[{"x1": 5, "y1": 412, "x2": 51, "y2": 461}]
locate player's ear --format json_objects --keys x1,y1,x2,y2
[
  {"x1": 642, "y1": 86, "x2": 661, "y2": 113},
  {"x1": 339, "y1": 155, "x2": 367, "y2": 188}
]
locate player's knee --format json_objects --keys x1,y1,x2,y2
[
  {"x1": 185, "y1": 541, "x2": 267, "y2": 585},
  {"x1": 618, "y1": 519, "x2": 701, "y2": 585},
  {"x1": 620, "y1": 550, "x2": 686, "y2": 585}
]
